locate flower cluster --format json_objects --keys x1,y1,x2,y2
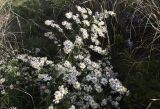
[
  {"x1": 53, "y1": 85, "x2": 68, "y2": 104},
  {"x1": 44, "y1": 5, "x2": 126, "y2": 109},
  {"x1": 16, "y1": 54, "x2": 54, "y2": 70},
  {"x1": 63, "y1": 40, "x2": 74, "y2": 54}
]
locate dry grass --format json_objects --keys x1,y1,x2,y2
[{"x1": 0, "y1": 0, "x2": 20, "y2": 58}]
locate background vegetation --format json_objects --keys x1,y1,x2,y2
[{"x1": 0, "y1": 0, "x2": 160, "y2": 109}]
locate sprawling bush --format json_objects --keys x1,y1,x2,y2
[{"x1": 0, "y1": 5, "x2": 128, "y2": 109}]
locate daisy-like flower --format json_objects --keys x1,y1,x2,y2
[
  {"x1": 86, "y1": 74, "x2": 92, "y2": 81},
  {"x1": 48, "y1": 105, "x2": 54, "y2": 109},
  {"x1": 98, "y1": 21, "x2": 105, "y2": 26},
  {"x1": 63, "y1": 40, "x2": 74, "y2": 54},
  {"x1": 1, "y1": 89, "x2": 6, "y2": 95},
  {"x1": 75, "y1": 35, "x2": 83, "y2": 45},
  {"x1": 80, "y1": 28, "x2": 89, "y2": 39},
  {"x1": 73, "y1": 81, "x2": 81, "y2": 89},
  {"x1": 65, "y1": 12, "x2": 73, "y2": 19},
  {"x1": 87, "y1": 8, "x2": 92, "y2": 15},
  {"x1": 64, "y1": 60, "x2": 72, "y2": 68},
  {"x1": 76, "y1": 5, "x2": 87, "y2": 14},
  {"x1": 51, "y1": 23, "x2": 63, "y2": 32},
  {"x1": 72, "y1": 14, "x2": 81, "y2": 24},
  {"x1": 10, "y1": 107, "x2": 17, "y2": 109},
  {"x1": 82, "y1": 14, "x2": 88, "y2": 19},
  {"x1": 62, "y1": 21, "x2": 72, "y2": 30},
  {"x1": 69, "y1": 105, "x2": 76, "y2": 109},
  {"x1": 76, "y1": 5, "x2": 82, "y2": 12},
  {"x1": 0, "y1": 78, "x2": 5, "y2": 84},
  {"x1": 108, "y1": 11, "x2": 116, "y2": 16},
  {"x1": 45, "y1": 20, "x2": 54, "y2": 26},
  {"x1": 53, "y1": 85, "x2": 68, "y2": 104},
  {"x1": 38, "y1": 74, "x2": 52, "y2": 81},
  {"x1": 101, "y1": 78, "x2": 108, "y2": 85},
  {"x1": 82, "y1": 20, "x2": 90, "y2": 26},
  {"x1": 79, "y1": 62, "x2": 86, "y2": 69},
  {"x1": 109, "y1": 78, "x2": 127, "y2": 94},
  {"x1": 101, "y1": 99, "x2": 107, "y2": 106},
  {"x1": 90, "y1": 101, "x2": 99, "y2": 109},
  {"x1": 94, "y1": 84, "x2": 103, "y2": 93}
]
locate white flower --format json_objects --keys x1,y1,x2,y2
[
  {"x1": 48, "y1": 105, "x2": 54, "y2": 109},
  {"x1": 84, "y1": 58, "x2": 91, "y2": 65},
  {"x1": 81, "y1": 8, "x2": 87, "y2": 14},
  {"x1": 82, "y1": 20, "x2": 90, "y2": 26},
  {"x1": 101, "y1": 78, "x2": 108, "y2": 85},
  {"x1": 94, "y1": 69, "x2": 102, "y2": 77},
  {"x1": 111, "y1": 101, "x2": 119, "y2": 107},
  {"x1": 116, "y1": 96, "x2": 122, "y2": 101},
  {"x1": 63, "y1": 40, "x2": 74, "y2": 54},
  {"x1": 94, "y1": 84, "x2": 103, "y2": 93},
  {"x1": 79, "y1": 62, "x2": 86, "y2": 69},
  {"x1": 45, "y1": 89, "x2": 50, "y2": 94},
  {"x1": 9, "y1": 84, "x2": 14, "y2": 90},
  {"x1": 53, "y1": 85, "x2": 68, "y2": 104},
  {"x1": 83, "y1": 85, "x2": 92, "y2": 92},
  {"x1": 17, "y1": 54, "x2": 48, "y2": 70},
  {"x1": 91, "y1": 24, "x2": 99, "y2": 32},
  {"x1": 95, "y1": 40, "x2": 100, "y2": 45},
  {"x1": 51, "y1": 23, "x2": 63, "y2": 32},
  {"x1": 69, "y1": 105, "x2": 75, "y2": 109},
  {"x1": 76, "y1": 5, "x2": 87, "y2": 14},
  {"x1": 86, "y1": 74, "x2": 92, "y2": 81},
  {"x1": 73, "y1": 82, "x2": 81, "y2": 89},
  {"x1": 1, "y1": 89, "x2": 6, "y2": 95},
  {"x1": 72, "y1": 14, "x2": 81, "y2": 24},
  {"x1": 76, "y1": 5, "x2": 82, "y2": 12},
  {"x1": 46, "y1": 60, "x2": 54, "y2": 65},
  {"x1": 38, "y1": 74, "x2": 52, "y2": 81},
  {"x1": 83, "y1": 95, "x2": 93, "y2": 102},
  {"x1": 101, "y1": 99, "x2": 107, "y2": 106},
  {"x1": 44, "y1": 32, "x2": 54, "y2": 39},
  {"x1": 65, "y1": 12, "x2": 73, "y2": 19},
  {"x1": 54, "y1": 91, "x2": 63, "y2": 104},
  {"x1": 91, "y1": 77, "x2": 98, "y2": 84},
  {"x1": 91, "y1": 37, "x2": 100, "y2": 45},
  {"x1": 45, "y1": 20, "x2": 54, "y2": 26},
  {"x1": 91, "y1": 62, "x2": 99, "y2": 68},
  {"x1": 64, "y1": 61, "x2": 72, "y2": 68},
  {"x1": 0, "y1": 78, "x2": 5, "y2": 84},
  {"x1": 10, "y1": 106, "x2": 17, "y2": 109},
  {"x1": 75, "y1": 36, "x2": 83, "y2": 45},
  {"x1": 62, "y1": 21, "x2": 72, "y2": 29},
  {"x1": 98, "y1": 21, "x2": 105, "y2": 26},
  {"x1": 109, "y1": 78, "x2": 127, "y2": 94},
  {"x1": 108, "y1": 11, "x2": 116, "y2": 16},
  {"x1": 77, "y1": 55, "x2": 84, "y2": 60},
  {"x1": 90, "y1": 101, "x2": 99, "y2": 109},
  {"x1": 80, "y1": 28, "x2": 89, "y2": 39},
  {"x1": 82, "y1": 14, "x2": 88, "y2": 19},
  {"x1": 58, "y1": 85, "x2": 68, "y2": 95},
  {"x1": 87, "y1": 8, "x2": 92, "y2": 15}
]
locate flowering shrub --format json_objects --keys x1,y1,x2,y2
[
  {"x1": 44, "y1": 5, "x2": 128, "y2": 109},
  {"x1": 0, "y1": 5, "x2": 128, "y2": 109}
]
